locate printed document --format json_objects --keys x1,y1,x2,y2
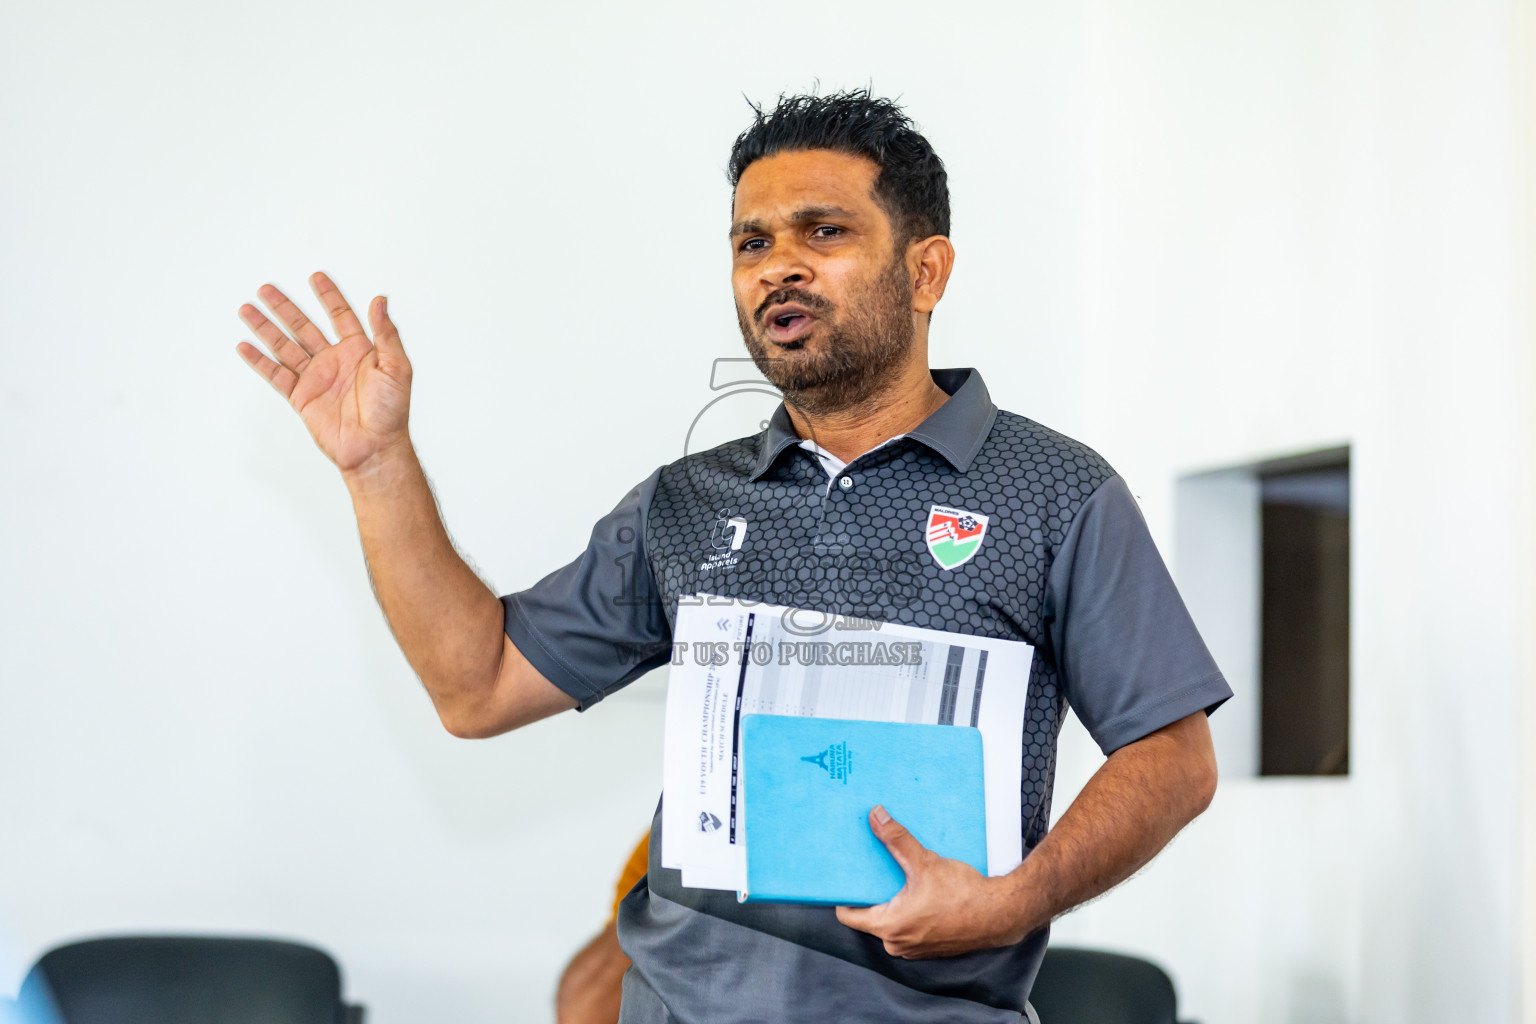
[{"x1": 661, "y1": 595, "x2": 1033, "y2": 893}]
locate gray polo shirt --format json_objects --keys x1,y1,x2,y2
[{"x1": 501, "y1": 367, "x2": 1231, "y2": 1023}]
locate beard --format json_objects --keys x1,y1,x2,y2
[{"x1": 735, "y1": 252, "x2": 916, "y2": 417}]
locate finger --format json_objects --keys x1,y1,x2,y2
[
  {"x1": 234, "y1": 340, "x2": 298, "y2": 399},
  {"x1": 869, "y1": 806, "x2": 928, "y2": 875},
  {"x1": 309, "y1": 271, "x2": 368, "y2": 346},
  {"x1": 256, "y1": 283, "x2": 331, "y2": 356},
  {"x1": 368, "y1": 295, "x2": 407, "y2": 373},
  {"x1": 835, "y1": 903, "x2": 888, "y2": 935},
  {"x1": 239, "y1": 303, "x2": 314, "y2": 374}
]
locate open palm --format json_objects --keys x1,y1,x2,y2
[{"x1": 235, "y1": 272, "x2": 412, "y2": 473}]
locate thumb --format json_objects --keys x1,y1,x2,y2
[
  {"x1": 369, "y1": 295, "x2": 409, "y2": 372},
  {"x1": 869, "y1": 805, "x2": 928, "y2": 875}
]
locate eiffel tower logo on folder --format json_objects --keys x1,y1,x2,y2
[{"x1": 800, "y1": 742, "x2": 850, "y2": 782}]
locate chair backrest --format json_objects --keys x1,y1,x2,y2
[
  {"x1": 16, "y1": 936, "x2": 359, "y2": 1024},
  {"x1": 1028, "y1": 947, "x2": 1181, "y2": 1024}
]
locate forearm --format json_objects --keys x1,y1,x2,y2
[
  {"x1": 342, "y1": 438, "x2": 504, "y2": 715},
  {"x1": 555, "y1": 921, "x2": 630, "y2": 1024},
  {"x1": 834, "y1": 713, "x2": 1218, "y2": 958},
  {"x1": 1000, "y1": 713, "x2": 1218, "y2": 937}
]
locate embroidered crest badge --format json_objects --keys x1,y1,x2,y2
[{"x1": 925, "y1": 505, "x2": 990, "y2": 570}]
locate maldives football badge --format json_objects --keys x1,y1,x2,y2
[{"x1": 926, "y1": 505, "x2": 990, "y2": 570}]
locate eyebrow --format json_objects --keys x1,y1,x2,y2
[{"x1": 729, "y1": 205, "x2": 859, "y2": 238}]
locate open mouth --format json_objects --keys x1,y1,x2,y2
[{"x1": 764, "y1": 304, "x2": 817, "y2": 344}]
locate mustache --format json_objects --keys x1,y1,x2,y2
[{"x1": 754, "y1": 287, "x2": 834, "y2": 324}]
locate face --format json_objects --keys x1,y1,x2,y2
[{"x1": 730, "y1": 149, "x2": 917, "y2": 415}]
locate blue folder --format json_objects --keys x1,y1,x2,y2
[{"x1": 737, "y1": 714, "x2": 988, "y2": 906}]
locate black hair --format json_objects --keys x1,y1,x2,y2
[{"x1": 726, "y1": 88, "x2": 950, "y2": 245}]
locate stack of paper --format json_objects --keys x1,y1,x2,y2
[{"x1": 661, "y1": 595, "x2": 1034, "y2": 897}]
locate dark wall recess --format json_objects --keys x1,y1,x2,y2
[{"x1": 1259, "y1": 448, "x2": 1350, "y2": 776}]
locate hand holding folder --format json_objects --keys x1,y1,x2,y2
[{"x1": 833, "y1": 803, "x2": 1029, "y2": 959}]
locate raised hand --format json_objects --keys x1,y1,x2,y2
[{"x1": 235, "y1": 272, "x2": 412, "y2": 474}]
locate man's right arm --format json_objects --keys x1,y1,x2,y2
[
  {"x1": 342, "y1": 440, "x2": 579, "y2": 738},
  {"x1": 234, "y1": 272, "x2": 576, "y2": 739}
]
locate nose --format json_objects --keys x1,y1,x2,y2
[{"x1": 758, "y1": 237, "x2": 814, "y2": 291}]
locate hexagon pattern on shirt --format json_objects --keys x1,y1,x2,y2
[{"x1": 646, "y1": 408, "x2": 1114, "y2": 851}]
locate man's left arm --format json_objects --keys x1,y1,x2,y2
[
  {"x1": 839, "y1": 472, "x2": 1231, "y2": 956},
  {"x1": 835, "y1": 707, "x2": 1216, "y2": 957}
]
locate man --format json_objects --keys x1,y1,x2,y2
[{"x1": 235, "y1": 90, "x2": 1231, "y2": 1023}]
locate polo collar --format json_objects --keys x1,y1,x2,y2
[{"x1": 749, "y1": 367, "x2": 998, "y2": 481}]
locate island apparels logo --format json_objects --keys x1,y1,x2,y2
[
  {"x1": 801, "y1": 740, "x2": 852, "y2": 784},
  {"x1": 700, "y1": 507, "x2": 749, "y2": 573}
]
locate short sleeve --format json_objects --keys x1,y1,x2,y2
[
  {"x1": 1046, "y1": 474, "x2": 1232, "y2": 754},
  {"x1": 500, "y1": 467, "x2": 673, "y2": 711}
]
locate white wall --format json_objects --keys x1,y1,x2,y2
[
  {"x1": 1046, "y1": 3, "x2": 1532, "y2": 1024},
  {"x1": 1174, "y1": 469, "x2": 1262, "y2": 780},
  {"x1": 1518, "y1": 4, "x2": 1536, "y2": 1017},
  {"x1": 1, "y1": 2, "x2": 1530, "y2": 1022}
]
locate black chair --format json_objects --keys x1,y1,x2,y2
[
  {"x1": 1028, "y1": 947, "x2": 1194, "y2": 1024},
  {"x1": 14, "y1": 936, "x2": 364, "y2": 1024}
]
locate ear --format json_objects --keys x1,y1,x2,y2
[{"x1": 908, "y1": 235, "x2": 956, "y2": 315}]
